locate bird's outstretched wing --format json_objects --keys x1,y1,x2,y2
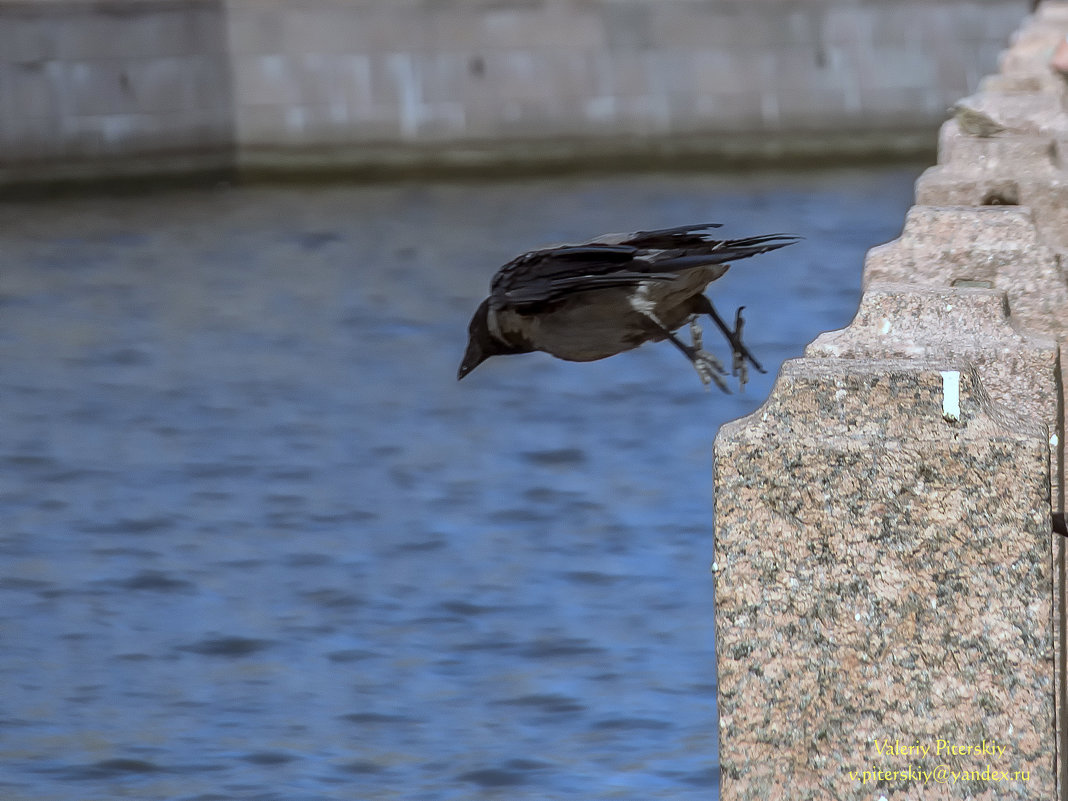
[
  {"x1": 491, "y1": 245, "x2": 677, "y2": 306},
  {"x1": 491, "y1": 224, "x2": 798, "y2": 307}
]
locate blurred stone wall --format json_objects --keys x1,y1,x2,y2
[
  {"x1": 0, "y1": 0, "x2": 235, "y2": 185},
  {"x1": 0, "y1": 0, "x2": 1031, "y2": 185}
]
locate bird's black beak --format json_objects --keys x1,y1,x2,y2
[{"x1": 457, "y1": 338, "x2": 487, "y2": 380}]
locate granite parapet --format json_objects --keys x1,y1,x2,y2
[{"x1": 714, "y1": 4, "x2": 1068, "y2": 797}]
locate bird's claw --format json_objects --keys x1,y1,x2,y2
[
  {"x1": 693, "y1": 349, "x2": 730, "y2": 393},
  {"x1": 726, "y1": 305, "x2": 766, "y2": 390},
  {"x1": 735, "y1": 355, "x2": 749, "y2": 388}
]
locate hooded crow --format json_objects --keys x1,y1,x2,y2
[{"x1": 458, "y1": 223, "x2": 798, "y2": 391}]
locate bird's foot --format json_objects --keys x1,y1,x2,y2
[
  {"x1": 734, "y1": 354, "x2": 748, "y2": 388},
  {"x1": 697, "y1": 297, "x2": 765, "y2": 391},
  {"x1": 690, "y1": 319, "x2": 732, "y2": 391},
  {"x1": 727, "y1": 306, "x2": 764, "y2": 390},
  {"x1": 692, "y1": 349, "x2": 730, "y2": 393}
]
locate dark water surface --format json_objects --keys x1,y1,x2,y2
[{"x1": 0, "y1": 168, "x2": 919, "y2": 800}]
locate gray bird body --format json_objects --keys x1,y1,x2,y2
[
  {"x1": 489, "y1": 263, "x2": 727, "y2": 362},
  {"x1": 458, "y1": 223, "x2": 798, "y2": 389}
]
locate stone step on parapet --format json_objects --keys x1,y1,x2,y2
[
  {"x1": 806, "y1": 283, "x2": 1059, "y2": 472},
  {"x1": 991, "y1": 16, "x2": 1068, "y2": 95},
  {"x1": 859, "y1": 205, "x2": 1068, "y2": 508},
  {"x1": 949, "y1": 91, "x2": 1066, "y2": 141},
  {"x1": 982, "y1": 69, "x2": 1065, "y2": 97},
  {"x1": 934, "y1": 118, "x2": 1060, "y2": 168},
  {"x1": 999, "y1": 12, "x2": 1068, "y2": 90},
  {"x1": 935, "y1": 92, "x2": 1068, "y2": 174},
  {"x1": 924, "y1": 87, "x2": 1068, "y2": 241},
  {"x1": 920, "y1": 95, "x2": 1068, "y2": 250},
  {"x1": 1006, "y1": 4, "x2": 1068, "y2": 55},
  {"x1": 1036, "y1": 1, "x2": 1068, "y2": 27},
  {"x1": 967, "y1": 2, "x2": 1068, "y2": 104},
  {"x1": 862, "y1": 205, "x2": 1068, "y2": 339},
  {"x1": 713, "y1": 357, "x2": 1053, "y2": 801},
  {"x1": 915, "y1": 164, "x2": 1068, "y2": 251}
]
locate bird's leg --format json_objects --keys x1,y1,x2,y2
[
  {"x1": 729, "y1": 307, "x2": 749, "y2": 386},
  {"x1": 639, "y1": 310, "x2": 729, "y2": 392},
  {"x1": 689, "y1": 315, "x2": 704, "y2": 351},
  {"x1": 691, "y1": 295, "x2": 765, "y2": 388}
]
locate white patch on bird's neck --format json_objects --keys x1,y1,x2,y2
[
  {"x1": 628, "y1": 280, "x2": 672, "y2": 330},
  {"x1": 628, "y1": 281, "x2": 656, "y2": 316}
]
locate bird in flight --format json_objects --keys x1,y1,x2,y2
[{"x1": 458, "y1": 223, "x2": 798, "y2": 391}]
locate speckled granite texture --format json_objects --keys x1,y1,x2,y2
[
  {"x1": 804, "y1": 284, "x2": 1065, "y2": 799},
  {"x1": 859, "y1": 205, "x2": 1068, "y2": 513},
  {"x1": 862, "y1": 206, "x2": 1068, "y2": 338},
  {"x1": 807, "y1": 283, "x2": 1059, "y2": 500},
  {"x1": 916, "y1": 150, "x2": 1068, "y2": 251},
  {"x1": 713, "y1": 360, "x2": 1053, "y2": 801}
]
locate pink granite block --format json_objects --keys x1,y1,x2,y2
[
  {"x1": 915, "y1": 164, "x2": 1020, "y2": 208},
  {"x1": 915, "y1": 167, "x2": 1068, "y2": 252},
  {"x1": 806, "y1": 284, "x2": 1065, "y2": 800},
  {"x1": 998, "y1": 27, "x2": 1063, "y2": 76},
  {"x1": 1035, "y1": 2, "x2": 1068, "y2": 27},
  {"x1": 807, "y1": 284, "x2": 1058, "y2": 456},
  {"x1": 934, "y1": 119, "x2": 1056, "y2": 169},
  {"x1": 714, "y1": 358, "x2": 1053, "y2": 800},
  {"x1": 982, "y1": 71, "x2": 1065, "y2": 95},
  {"x1": 862, "y1": 206, "x2": 1068, "y2": 340}
]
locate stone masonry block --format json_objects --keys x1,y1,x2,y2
[
  {"x1": 714, "y1": 358, "x2": 1053, "y2": 801},
  {"x1": 6, "y1": 60, "x2": 64, "y2": 120},
  {"x1": 231, "y1": 54, "x2": 302, "y2": 108},
  {"x1": 1011, "y1": 171, "x2": 1068, "y2": 249},
  {"x1": 0, "y1": 12, "x2": 62, "y2": 63},
  {"x1": 916, "y1": 159, "x2": 1068, "y2": 253},
  {"x1": 999, "y1": 25, "x2": 1064, "y2": 78},
  {"x1": 915, "y1": 163, "x2": 1022, "y2": 208},
  {"x1": 50, "y1": 4, "x2": 224, "y2": 61},
  {"x1": 806, "y1": 284, "x2": 1066, "y2": 797},
  {"x1": 1, "y1": 111, "x2": 67, "y2": 161},
  {"x1": 862, "y1": 206, "x2": 1068, "y2": 339},
  {"x1": 807, "y1": 284, "x2": 1058, "y2": 454},
  {"x1": 982, "y1": 70, "x2": 1065, "y2": 95},
  {"x1": 948, "y1": 92, "x2": 1068, "y2": 151},
  {"x1": 225, "y1": 5, "x2": 285, "y2": 56},
  {"x1": 282, "y1": 3, "x2": 371, "y2": 55},
  {"x1": 1036, "y1": 2, "x2": 1068, "y2": 27},
  {"x1": 935, "y1": 118, "x2": 1056, "y2": 168}
]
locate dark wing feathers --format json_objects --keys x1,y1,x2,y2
[
  {"x1": 493, "y1": 251, "x2": 673, "y2": 306},
  {"x1": 508, "y1": 270, "x2": 680, "y2": 301},
  {"x1": 619, "y1": 222, "x2": 724, "y2": 250},
  {"x1": 537, "y1": 244, "x2": 636, "y2": 262},
  {"x1": 491, "y1": 226, "x2": 799, "y2": 307}
]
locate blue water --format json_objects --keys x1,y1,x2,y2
[{"x1": 0, "y1": 167, "x2": 919, "y2": 800}]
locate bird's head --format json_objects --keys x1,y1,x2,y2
[{"x1": 458, "y1": 298, "x2": 497, "y2": 380}]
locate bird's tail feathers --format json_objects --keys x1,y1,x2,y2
[
  {"x1": 713, "y1": 233, "x2": 801, "y2": 258},
  {"x1": 652, "y1": 232, "x2": 800, "y2": 269}
]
